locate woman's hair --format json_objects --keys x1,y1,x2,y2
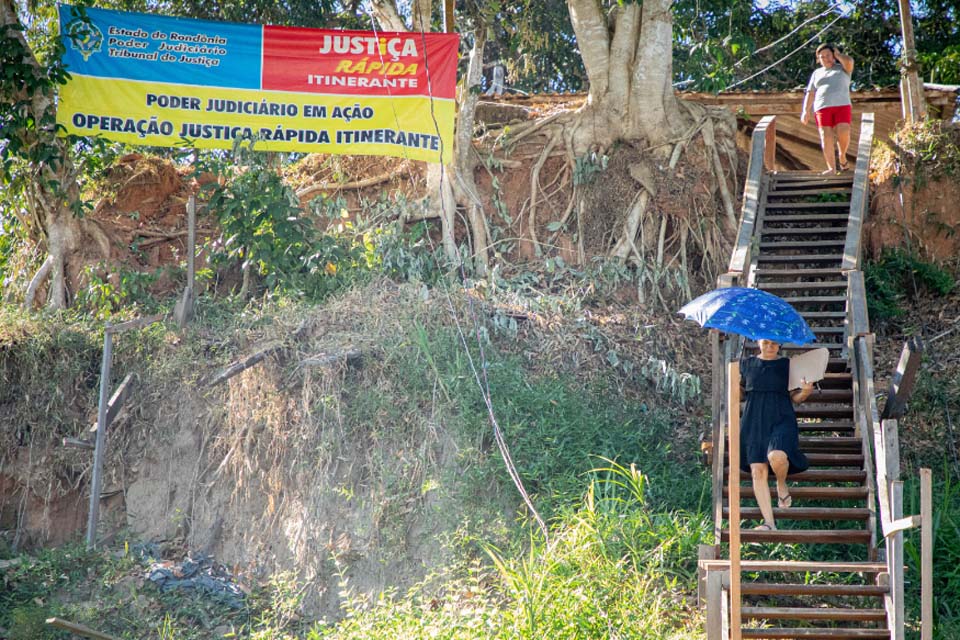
[{"x1": 815, "y1": 43, "x2": 837, "y2": 58}]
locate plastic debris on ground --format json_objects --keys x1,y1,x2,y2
[{"x1": 145, "y1": 553, "x2": 246, "y2": 609}]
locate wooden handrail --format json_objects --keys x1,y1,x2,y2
[
  {"x1": 842, "y1": 113, "x2": 875, "y2": 272},
  {"x1": 729, "y1": 116, "x2": 776, "y2": 275}
]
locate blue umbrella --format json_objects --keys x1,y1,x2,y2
[{"x1": 678, "y1": 287, "x2": 816, "y2": 345}]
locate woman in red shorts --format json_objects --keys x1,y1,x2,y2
[{"x1": 801, "y1": 43, "x2": 855, "y2": 174}]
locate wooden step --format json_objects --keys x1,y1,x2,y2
[
  {"x1": 755, "y1": 268, "x2": 845, "y2": 277},
  {"x1": 758, "y1": 281, "x2": 848, "y2": 291},
  {"x1": 735, "y1": 469, "x2": 866, "y2": 482},
  {"x1": 725, "y1": 486, "x2": 868, "y2": 500},
  {"x1": 795, "y1": 406, "x2": 854, "y2": 419},
  {"x1": 760, "y1": 240, "x2": 847, "y2": 249},
  {"x1": 759, "y1": 227, "x2": 848, "y2": 236},
  {"x1": 773, "y1": 172, "x2": 853, "y2": 181},
  {"x1": 808, "y1": 327, "x2": 847, "y2": 334},
  {"x1": 726, "y1": 507, "x2": 871, "y2": 521},
  {"x1": 728, "y1": 434, "x2": 860, "y2": 446},
  {"x1": 782, "y1": 296, "x2": 846, "y2": 304},
  {"x1": 741, "y1": 583, "x2": 887, "y2": 597},
  {"x1": 797, "y1": 421, "x2": 854, "y2": 433},
  {"x1": 767, "y1": 187, "x2": 852, "y2": 197},
  {"x1": 756, "y1": 255, "x2": 844, "y2": 264},
  {"x1": 724, "y1": 453, "x2": 863, "y2": 469},
  {"x1": 741, "y1": 628, "x2": 888, "y2": 639},
  {"x1": 701, "y1": 559, "x2": 885, "y2": 572},
  {"x1": 798, "y1": 311, "x2": 847, "y2": 319},
  {"x1": 799, "y1": 435, "x2": 860, "y2": 447},
  {"x1": 742, "y1": 606, "x2": 885, "y2": 622},
  {"x1": 725, "y1": 487, "x2": 869, "y2": 502},
  {"x1": 721, "y1": 528, "x2": 871, "y2": 544},
  {"x1": 766, "y1": 202, "x2": 851, "y2": 210},
  {"x1": 744, "y1": 342, "x2": 842, "y2": 352},
  {"x1": 762, "y1": 215, "x2": 849, "y2": 223}
]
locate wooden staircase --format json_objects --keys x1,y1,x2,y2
[{"x1": 700, "y1": 114, "x2": 906, "y2": 639}]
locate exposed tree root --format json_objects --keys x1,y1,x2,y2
[
  {"x1": 24, "y1": 254, "x2": 53, "y2": 309},
  {"x1": 475, "y1": 96, "x2": 738, "y2": 308},
  {"x1": 527, "y1": 133, "x2": 559, "y2": 257}
]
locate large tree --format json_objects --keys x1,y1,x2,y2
[
  {"x1": 485, "y1": 0, "x2": 739, "y2": 287},
  {"x1": 0, "y1": 0, "x2": 89, "y2": 309}
]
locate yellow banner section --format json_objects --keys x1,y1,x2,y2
[{"x1": 58, "y1": 76, "x2": 455, "y2": 164}]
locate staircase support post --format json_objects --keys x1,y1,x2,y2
[
  {"x1": 727, "y1": 362, "x2": 742, "y2": 640},
  {"x1": 921, "y1": 468, "x2": 933, "y2": 640}
]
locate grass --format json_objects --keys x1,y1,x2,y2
[
  {"x1": 3, "y1": 243, "x2": 957, "y2": 638},
  {"x1": 0, "y1": 271, "x2": 713, "y2": 638}
]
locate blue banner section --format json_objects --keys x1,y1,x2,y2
[{"x1": 59, "y1": 5, "x2": 262, "y2": 89}]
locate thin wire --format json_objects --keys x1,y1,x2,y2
[
  {"x1": 731, "y1": 3, "x2": 842, "y2": 69},
  {"x1": 364, "y1": 4, "x2": 549, "y2": 540},
  {"x1": 723, "y1": 14, "x2": 842, "y2": 91}
]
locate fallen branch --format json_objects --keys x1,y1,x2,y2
[
  {"x1": 203, "y1": 343, "x2": 283, "y2": 388},
  {"x1": 296, "y1": 165, "x2": 409, "y2": 200},
  {"x1": 301, "y1": 346, "x2": 362, "y2": 368},
  {"x1": 46, "y1": 618, "x2": 120, "y2": 640}
]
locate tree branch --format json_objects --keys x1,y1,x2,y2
[{"x1": 369, "y1": 0, "x2": 408, "y2": 32}]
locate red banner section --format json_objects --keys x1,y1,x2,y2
[{"x1": 262, "y1": 28, "x2": 458, "y2": 99}]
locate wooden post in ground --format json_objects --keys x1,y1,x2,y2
[
  {"x1": 705, "y1": 567, "x2": 725, "y2": 640},
  {"x1": 174, "y1": 194, "x2": 196, "y2": 327},
  {"x1": 86, "y1": 325, "x2": 113, "y2": 550},
  {"x1": 883, "y1": 419, "x2": 904, "y2": 640},
  {"x1": 896, "y1": 0, "x2": 926, "y2": 122},
  {"x1": 881, "y1": 337, "x2": 924, "y2": 420},
  {"x1": 921, "y1": 467, "x2": 933, "y2": 640},
  {"x1": 727, "y1": 361, "x2": 742, "y2": 640}
]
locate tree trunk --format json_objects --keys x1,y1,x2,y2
[
  {"x1": 451, "y1": 27, "x2": 490, "y2": 274},
  {"x1": 370, "y1": 0, "x2": 488, "y2": 271},
  {"x1": 567, "y1": 0, "x2": 690, "y2": 151},
  {"x1": 1, "y1": 0, "x2": 84, "y2": 309}
]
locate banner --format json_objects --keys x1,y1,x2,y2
[{"x1": 57, "y1": 6, "x2": 459, "y2": 163}]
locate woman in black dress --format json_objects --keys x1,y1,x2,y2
[{"x1": 741, "y1": 339, "x2": 815, "y2": 530}]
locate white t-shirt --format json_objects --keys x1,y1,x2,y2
[{"x1": 805, "y1": 65, "x2": 852, "y2": 112}]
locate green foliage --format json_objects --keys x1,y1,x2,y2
[
  {"x1": 889, "y1": 120, "x2": 960, "y2": 186},
  {"x1": 199, "y1": 142, "x2": 364, "y2": 298},
  {"x1": 74, "y1": 262, "x2": 165, "y2": 319},
  {"x1": 0, "y1": 9, "x2": 83, "y2": 216},
  {"x1": 864, "y1": 249, "x2": 955, "y2": 322},
  {"x1": 0, "y1": 209, "x2": 27, "y2": 287},
  {"x1": 314, "y1": 462, "x2": 709, "y2": 639},
  {"x1": 0, "y1": 543, "x2": 102, "y2": 636},
  {"x1": 572, "y1": 152, "x2": 608, "y2": 186},
  {"x1": 919, "y1": 44, "x2": 960, "y2": 84}
]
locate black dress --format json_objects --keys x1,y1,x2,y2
[{"x1": 739, "y1": 356, "x2": 809, "y2": 474}]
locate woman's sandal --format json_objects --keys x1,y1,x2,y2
[
  {"x1": 821, "y1": 168, "x2": 835, "y2": 175},
  {"x1": 778, "y1": 493, "x2": 793, "y2": 509},
  {"x1": 753, "y1": 522, "x2": 777, "y2": 531},
  {"x1": 838, "y1": 161, "x2": 850, "y2": 172}
]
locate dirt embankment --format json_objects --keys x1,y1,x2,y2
[{"x1": 867, "y1": 121, "x2": 960, "y2": 261}]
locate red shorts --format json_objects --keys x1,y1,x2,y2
[{"x1": 815, "y1": 105, "x2": 852, "y2": 128}]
